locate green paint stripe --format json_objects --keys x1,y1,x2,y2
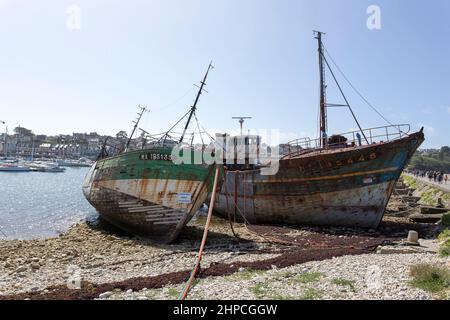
[{"x1": 97, "y1": 148, "x2": 213, "y2": 182}]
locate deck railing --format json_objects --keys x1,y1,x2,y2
[{"x1": 285, "y1": 124, "x2": 411, "y2": 156}]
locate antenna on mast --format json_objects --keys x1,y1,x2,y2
[
  {"x1": 232, "y1": 117, "x2": 252, "y2": 136},
  {"x1": 125, "y1": 105, "x2": 148, "y2": 151},
  {"x1": 179, "y1": 62, "x2": 214, "y2": 144}
]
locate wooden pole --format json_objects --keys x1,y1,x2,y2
[{"x1": 179, "y1": 164, "x2": 220, "y2": 300}]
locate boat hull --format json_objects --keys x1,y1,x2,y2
[
  {"x1": 213, "y1": 131, "x2": 424, "y2": 228},
  {"x1": 0, "y1": 166, "x2": 30, "y2": 172},
  {"x1": 82, "y1": 148, "x2": 215, "y2": 243}
]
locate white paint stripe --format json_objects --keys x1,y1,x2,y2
[
  {"x1": 127, "y1": 206, "x2": 167, "y2": 213},
  {"x1": 153, "y1": 220, "x2": 181, "y2": 225},
  {"x1": 145, "y1": 213, "x2": 185, "y2": 219},
  {"x1": 147, "y1": 219, "x2": 183, "y2": 224},
  {"x1": 148, "y1": 216, "x2": 182, "y2": 222},
  {"x1": 118, "y1": 204, "x2": 143, "y2": 208},
  {"x1": 118, "y1": 201, "x2": 141, "y2": 205}
]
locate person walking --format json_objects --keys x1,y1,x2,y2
[
  {"x1": 438, "y1": 172, "x2": 443, "y2": 184},
  {"x1": 445, "y1": 174, "x2": 448, "y2": 185}
]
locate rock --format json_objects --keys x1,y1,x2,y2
[
  {"x1": 395, "y1": 182, "x2": 406, "y2": 188},
  {"x1": 420, "y1": 206, "x2": 449, "y2": 215},
  {"x1": 238, "y1": 267, "x2": 245, "y2": 272},
  {"x1": 402, "y1": 196, "x2": 421, "y2": 203},
  {"x1": 376, "y1": 246, "x2": 421, "y2": 254},
  {"x1": 15, "y1": 266, "x2": 27, "y2": 273},
  {"x1": 395, "y1": 188, "x2": 409, "y2": 196},
  {"x1": 410, "y1": 213, "x2": 443, "y2": 223},
  {"x1": 31, "y1": 263, "x2": 40, "y2": 270},
  {"x1": 407, "y1": 231, "x2": 418, "y2": 244},
  {"x1": 417, "y1": 239, "x2": 439, "y2": 253},
  {"x1": 99, "y1": 291, "x2": 113, "y2": 299}
]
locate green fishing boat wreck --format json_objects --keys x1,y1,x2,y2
[{"x1": 83, "y1": 64, "x2": 217, "y2": 243}]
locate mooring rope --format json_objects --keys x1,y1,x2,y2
[
  {"x1": 223, "y1": 168, "x2": 240, "y2": 239},
  {"x1": 220, "y1": 169, "x2": 301, "y2": 246}
]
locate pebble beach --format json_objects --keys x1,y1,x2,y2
[{"x1": 1, "y1": 210, "x2": 448, "y2": 300}]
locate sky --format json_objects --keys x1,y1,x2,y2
[{"x1": 0, "y1": 0, "x2": 449, "y2": 148}]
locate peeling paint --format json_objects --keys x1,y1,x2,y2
[{"x1": 214, "y1": 131, "x2": 424, "y2": 228}]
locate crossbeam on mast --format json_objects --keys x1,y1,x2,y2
[
  {"x1": 179, "y1": 62, "x2": 214, "y2": 144},
  {"x1": 126, "y1": 105, "x2": 148, "y2": 151}
]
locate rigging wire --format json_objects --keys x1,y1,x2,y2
[
  {"x1": 193, "y1": 114, "x2": 217, "y2": 143},
  {"x1": 320, "y1": 51, "x2": 369, "y2": 144},
  {"x1": 193, "y1": 111, "x2": 205, "y2": 147},
  {"x1": 138, "y1": 86, "x2": 197, "y2": 140},
  {"x1": 155, "y1": 109, "x2": 192, "y2": 144},
  {"x1": 323, "y1": 46, "x2": 401, "y2": 132},
  {"x1": 153, "y1": 86, "x2": 196, "y2": 112}
]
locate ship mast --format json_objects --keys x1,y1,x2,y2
[
  {"x1": 315, "y1": 31, "x2": 328, "y2": 148},
  {"x1": 179, "y1": 62, "x2": 213, "y2": 144},
  {"x1": 0, "y1": 120, "x2": 6, "y2": 157},
  {"x1": 125, "y1": 105, "x2": 147, "y2": 151}
]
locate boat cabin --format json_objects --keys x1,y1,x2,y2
[{"x1": 215, "y1": 133, "x2": 261, "y2": 171}]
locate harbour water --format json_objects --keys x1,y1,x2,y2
[{"x1": 0, "y1": 167, "x2": 97, "y2": 240}]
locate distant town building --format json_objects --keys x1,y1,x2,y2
[{"x1": 0, "y1": 127, "x2": 116, "y2": 160}]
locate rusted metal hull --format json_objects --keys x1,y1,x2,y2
[
  {"x1": 213, "y1": 131, "x2": 424, "y2": 228},
  {"x1": 82, "y1": 148, "x2": 215, "y2": 243}
]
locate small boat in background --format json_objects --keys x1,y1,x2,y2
[
  {"x1": 0, "y1": 163, "x2": 30, "y2": 172},
  {"x1": 26, "y1": 161, "x2": 66, "y2": 173},
  {"x1": 58, "y1": 157, "x2": 93, "y2": 168}
]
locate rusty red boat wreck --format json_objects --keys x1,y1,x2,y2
[
  {"x1": 213, "y1": 127, "x2": 423, "y2": 228},
  {"x1": 212, "y1": 32, "x2": 424, "y2": 228}
]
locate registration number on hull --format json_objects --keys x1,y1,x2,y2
[{"x1": 139, "y1": 153, "x2": 172, "y2": 161}]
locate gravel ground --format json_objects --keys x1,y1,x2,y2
[
  {"x1": 100, "y1": 253, "x2": 449, "y2": 300},
  {"x1": 0, "y1": 219, "x2": 278, "y2": 297},
  {"x1": 0, "y1": 209, "x2": 448, "y2": 300}
]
